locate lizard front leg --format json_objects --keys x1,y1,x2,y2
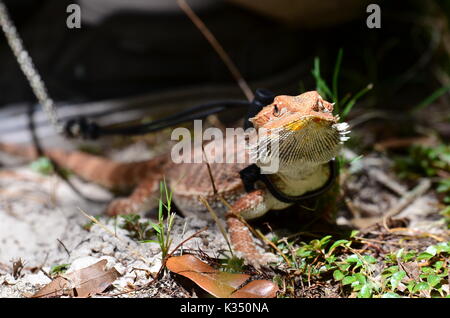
[
  {"x1": 226, "y1": 189, "x2": 272, "y2": 266},
  {"x1": 106, "y1": 176, "x2": 162, "y2": 216}
]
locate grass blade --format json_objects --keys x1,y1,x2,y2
[{"x1": 413, "y1": 84, "x2": 450, "y2": 112}]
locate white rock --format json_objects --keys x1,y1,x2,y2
[{"x1": 23, "y1": 272, "x2": 51, "y2": 286}]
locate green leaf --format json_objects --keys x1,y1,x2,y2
[
  {"x1": 382, "y1": 292, "x2": 401, "y2": 298},
  {"x1": 342, "y1": 275, "x2": 357, "y2": 285},
  {"x1": 151, "y1": 223, "x2": 161, "y2": 234},
  {"x1": 434, "y1": 261, "x2": 444, "y2": 271},
  {"x1": 413, "y1": 84, "x2": 450, "y2": 111},
  {"x1": 354, "y1": 273, "x2": 367, "y2": 285},
  {"x1": 425, "y1": 245, "x2": 438, "y2": 256},
  {"x1": 358, "y1": 284, "x2": 372, "y2": 298},
  {"x1": 346, "y1": 254, "x2": 360, "y2": 263},
  {"x1": 328, "y1": 239, "x2": 351, "y2": 255},
  {"x1": 49, "y1": 263, "x2": 70, "y2": 275},
  {"x1": 427, "y1": 275, "x2": 441, "y2": 287},
  {"x1": 395, "y1": 248, "x2": 404, "y2": 260},
  {"x1": 407, "y1": 281, "x2": 415, "y2": 293},
  {"x1": 338, "y1": 263, "x2": 351, "y2": 272},
  {"x1": 341, "y1": 84, "x2": 373, "y2": 119},
  {"x1": 297, "y1": 249, "x2": 313, "y2": 258},
  {"x1": 333, "y1": 270, "x2": 345, "y2": 281},
  {"x1": 140, "y1": 240, "x2": 159, "y2": 244},
  {"x1": 417, "y1": 252, "x2": 434, "y2": 260},
  {"x1": 319, "y1": 235, "x2": 332, "y2": 248},
  {"x1": 363, "y1": 255, "x2": 377, "y2": 264},
  {"x1": 390, "y1": 271, "x2": 406, "y2": 290},
  {"x1": 436, "y1": 242, "x2": 450, "y2": 253},
  {"x1": 413, "y1": 282, "x2": 430, "y2": 293},
  {"x1": 332, "y1": 48, "x2": 344, "y2": 106},
  {"x1": 30, "y1": 157, "x2": 55, "y2": 175},
  {"x1": 384, "y1": 265, "x2": 400, "y2": 274},
  {"x1": 403, "y1": 252, "x2": 417, "y2": 262}
]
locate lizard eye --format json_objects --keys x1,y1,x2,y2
[
  {"x1": 314, "y1": 99, "x2": 326, "y2": 112},
  {"x1": 273, "y1": 105, "x2": 280, "y2": 117}
]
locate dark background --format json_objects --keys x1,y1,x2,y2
[{"x1": 0, "y1": 0, "x2": 448, "y2": 114}]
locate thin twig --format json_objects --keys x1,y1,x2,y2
[
  {"x1": 198, "y1": 196, "x2": 233, "y2": 255},
  {"x1": 386, "y1": 227, "x2": 446, "y2": 242},
  {"x1": 382, "y1": 179, "x2": 431, "y2": 231},
  {"x1": 56, "y1": 238, "x2": 71, "y2": 257},
  {"x1": 200, "y1": 148, "x2": 233, "y2": 254},
  {"x1": 202, "y1": 145, "x2": 218, "y2": 195},
  {"x1": 177, "y1": 0, "x2": 254, "y2": 101}
]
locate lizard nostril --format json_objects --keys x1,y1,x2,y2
[{"x1": 273, "y1": 104, "x2": 281, "y2": 117}]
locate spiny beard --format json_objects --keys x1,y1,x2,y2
[{"x1": 248, "y1": 120, "x2": 350, "y2": 166}]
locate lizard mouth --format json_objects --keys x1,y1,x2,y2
[{"x1": 249, "y1": 116, "x2": 350, "y2": 165}]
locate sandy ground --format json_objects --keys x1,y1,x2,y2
[{"x1": 0, "y1": 164, "x2": 233, "y2": 298}]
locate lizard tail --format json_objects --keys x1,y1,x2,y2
[{"x1": 0, "y1": 142, "x2": 167, "y2": 191}]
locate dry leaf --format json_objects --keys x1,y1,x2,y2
[
  {"x1": 166, "y1": 254, "x2": 278, "y2": 298},
  {"x1": 231, "y1": 280, "x2": 279, "y2": 298},
  {"x1": 32, "y1": 259, "x2": 120, "y2": 298}
]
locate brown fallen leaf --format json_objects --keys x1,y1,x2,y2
[
  {"x1": 32, "y1": 259, "x2": 120, "y2": 298},
  {"x1": 166, "y1": 254, "x2": 278, "y2": 298},
  {"x1": 231, "y1": 280, "x2": 279, "y2": 298}
]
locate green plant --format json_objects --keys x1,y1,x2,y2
[
  {"x1": 277, "y1": 230, "x2": 450, "y2": 298},
  {"x1": 30, "y1": 157, "x2": 55, "y2": 175},
  {"x1": 311, "y1": 49, "x2": 373, "y2": 120},
  {"x1": 381, "y1": 242, "x2": 450, "y2": 298},
  {"x1": 220, "y1": 255, "x2": 245, "y2": 274},
  {"x1": 142, "y1": 181, "x2": 176, "y2": 260},
  {"x1": 82, "y1": 216, "x2": 100, "y2": 231},
  {"x1": 437, "y1": 179, "x2": 450, "y2": 204},
  {"x1": 29, "y1": 156, "x2": 72, "y2": 178},
  {"x1": 414, "y1": 84, "x2": 450, "y2": 112},
  {"x1": 395, "y1": 144, "x2": 450, "y2": 204},
  {"x1": 120, "y1": 214, "x2": 154, "y2": 241},
  {"x1": 281, "y1": 232, "x2": 378, "y2": 298},
  {"x1": 49, "y1": 263, "x2": 70, "y2": 275},
  {"x1": 395, "y1": 144, "x2": 450, "y2": 178}
]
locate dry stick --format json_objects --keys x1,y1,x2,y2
[
  {"x1": 198, "y1": 195, "x2": 234, "y2": 255},
  {"x1": 369, "y1": 169, "x2": 408, "y2": 196},
  {"x1": 202, "y1": 144, "x2": 218, "y2": 195},
  {"x1": 200, "y1": 146, "x2": 233, "y2": 254},
  {"x1": 387, "y1": 227, "x2": 446, "y2": 242},
  {"x1": 382, "y1": 178, "x2": 431, "y2": 232},
  {"x1": 56, "y1": 238, "x2": 71, "y2": 257},
  {"x1": 177, "y1": 0, "x2": 254, "y2": 101}
]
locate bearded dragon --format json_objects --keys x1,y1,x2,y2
[{"x1": 0, "y1": 91, "x2": 349, "y2": 264}]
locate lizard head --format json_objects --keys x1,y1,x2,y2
[{"x1": 248, "y1": 91, "x2": 350, "y2": 167}]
